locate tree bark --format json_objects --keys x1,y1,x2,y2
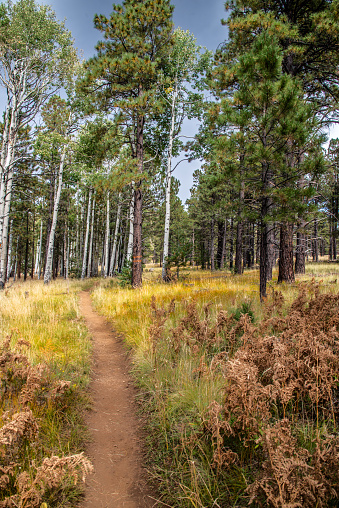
[
  {"x1": 235, "y1": 219, "x2": 243, "y2": 274},
  {"x1": 6, "y1": 220, "x2": 13, "y2": 281},
  {"x1": 87, "y1": 197, "x2": 96, "y2": 278},
  {"x1": 312, "y1": 218, "x2": 318, "y2": 262},
  {"x1": 44, "y1": 147, "x2": 67, "y2": 284},
  {"x1": 162, "y1": 80, "x2": 178, "y2": 281},
  {"x1": 126, "y1": 185, "x2": 134, "y2": 263},
  {"x1": 81, "y1": 188, "x2": 92, "y2": 280},
  {"x1": 105, "y1": 191, "x2": 110, "y2": 277},
  {"x1": 278, "y1": 222, "x2": 295, "y2": 283},
  {"x1": 132, "y1": 184, "x2": 143, "y2": 287},
  {"x1": 295, "y1": 226, "x2": 306, "y2": 274},
  {"x1": 35, "y1": 221, "x2": 43, "y2": 279},
  {"x1": 230, "y1": 218, "x2": 234, "y2": 269},
  {"x1": 210, "y1": 218, "x2": 215, "y2": 271},
  {"x1": 109, "y1": 192, "x2": 122, "y2": 276},
  {"x1": 132, "y1": 99, "x2": 144, "y2": 288},
  {"x1": 0, "y1": 170, "x2": 14, "y2": 288}
]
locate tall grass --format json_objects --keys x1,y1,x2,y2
[
  {"x1": 0, "y1": 280, "x2": 92, "y2": 507},
  {"x1": 92, "y1": 263, "x2": 339, "y2": 507}
]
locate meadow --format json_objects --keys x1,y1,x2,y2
[
  {"x1": 93, "y1": 262, "x2": 339, "y2": 507},
  {"x1": 0, "y1": 280, "x2": 93, "y2": 507},
  {"x1": 1, "y1": 262, "x2": 339, "y2": 507}
]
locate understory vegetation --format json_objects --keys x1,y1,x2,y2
[
  {"x1": 93, "y1": 264, "x2": 339, "y2": 507},
  {"x1": 0, "y1": 281, "x2": 92, "y2": 507}
]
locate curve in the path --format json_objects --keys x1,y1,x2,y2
[{"x1": 80, "y1": 291, "x2": 154, "y2": 508}]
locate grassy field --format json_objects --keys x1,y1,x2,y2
[
  {"x1": 0, "y1": 280, "x2": 93, "y2": 507},
  {"x1": 1, "y1": 262, "x2": 339, "y2": 507},
  {"x1": 92, "y1": 262, "x2": 339, "y2": 507}
]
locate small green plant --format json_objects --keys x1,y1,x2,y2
[
  {"x1": 232, "y1": 300, "x2": 255, "y2": 322},
  {"x1": 117, "y1": 262, "x2": 132, "y2": 288}
]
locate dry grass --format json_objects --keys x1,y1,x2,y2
[
  {"x1": 92, "y1": 262, "x2": 339, "y2": 507},
  {"x1": 0, "y1": 279, "x2": 92, "y2": 507}
]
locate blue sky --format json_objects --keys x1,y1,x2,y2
[{"x1": 37, "y1": 0, "x2": 228, "y2": 201}]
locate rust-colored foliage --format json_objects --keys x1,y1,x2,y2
[
  {"x1": 204, "y1": 285, "x2": 339, "y2": 506},
  {"x1": 0, "y1": 338, "x2": 92, "y2": 507}
]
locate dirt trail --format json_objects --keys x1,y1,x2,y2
[{"x1": 79, "y1": 291, "x2": 155, "y2": 508}]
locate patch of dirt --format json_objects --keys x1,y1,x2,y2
[{"x1": 79, "y1": 291, "x2": 155, "y2": 508}]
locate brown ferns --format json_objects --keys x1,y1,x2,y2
[
  {"x1": 0, "y1": 338, "x2": 92, "y2": 506},
  {"x1": 1, "y1": 453, "x2": 93, "y2": 508},
  {"x1": 204, "y1": 287, "x2": 339, "y2": 506},
  {"x1": 0, "y1": 410, "x2": 39, "y2": 452}
]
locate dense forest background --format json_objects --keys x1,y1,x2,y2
[{"x1": 1, "y1": 0, "x2": 339, "y2": 298}]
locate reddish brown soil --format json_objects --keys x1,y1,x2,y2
[{"x1": 80, "y1": 291, "x2": 155, "y2": 508}]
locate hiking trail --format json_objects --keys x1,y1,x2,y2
[{"x1": 79, "y1": 291, "x2": 155, "y2": 508}]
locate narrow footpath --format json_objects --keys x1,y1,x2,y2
[{"x1": 79, "y1": 291, "x2": 154, "y2": 508}]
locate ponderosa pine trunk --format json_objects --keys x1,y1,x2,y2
[
  {"x1": 278, "y1": 222, "x2": 295, "y2": 283},
  {"x1": 313, "y1": 218, "x2": 318, "y2": 262},
  {"x1": 221, "y1": 219, "x2": 227, "y2": 269},
  {"x1": 126, "y1": 185, "x2": 134, "y2": 263},
  {"x1": 132, "y1": 184, "x2": 143, "y2": 287},
  {"x1": 210, "y1": 218, "x2": 215, "y2": 271},
  {"x1": 230, "y1": 218, "x2": 234, "y2": 269},
  {"x1": 259, "y1": 153, "x2": 274, "y2": 300},
  {"x1": 259, "y1": 195, "x2": 271, "y2": 300},
  {"x1": 295, "y1": 224, "x2": 306, "y2": 274},
  {"x1": 267, "y1": 225, "x2": 275, "y2": 281},
  {"x1": 260, "y1": 222, "x2": 269, "y2": 301},
  {"x1": 132, "y1": 104, "x2": 144, "y2": 288}
]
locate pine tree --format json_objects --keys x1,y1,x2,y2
[
  {"x1": 211, "y1": 31, "x2": 320, "y2": 299},
  {"x1": 81, "y1": 0, "x2": 174, "y2": 287},
  {"x1": 222, "y1": 0, "x2": 339, "y2": 281}
]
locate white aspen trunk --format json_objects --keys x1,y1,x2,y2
[
  {"x1": 162, "y1": 79, "x2": 178, "y2": 281},
  {"x1": 6, "y1": 220, "x2": 13, "y2": 281},
  {"x1": 126, "y1": 185, "x2": 134, "y2": 262},
  {"x1": 75, "y1": 184, "x2": 80, "y2": 274},
  {"x1": 109, "y1": 192, "x2": 122, "y2": 276},
  {"x1": 115, "y1": 235, "x2": 122, "y2": 273},
  {"x1": 0, "y1": 98, "x2": 20, "y2": 289},
  {"x1": 0, "y1": 105, "x2": 10, "y2": 168},
  {"x1": 105, "y1": 191, "x2": 110, "y2": 277},
  {"x1": 87, "y1": 197, "x2": 95, "y2": 278},
  {"x1": 0, "y1": 170, "x2": 14, "y2": 288},
  {"x1": 0, "y1": 101, "x2": 18, "y2": 247},
  {"x1": 64, "y1": 225, "x2": 69, "y2": 280},
  {"x1": 81, "y1": 188, "x2": 92, "y2": 279},
  {"x1": 44, "y1": 147, "x2": 67, "y2": 284},
  {"x1": 35, "y1": 221, "x2": 43, "y2": 278}
]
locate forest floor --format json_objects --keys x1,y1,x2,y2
[{"x1": 79, "y1": 291, "x2": 155, "y2": 508}]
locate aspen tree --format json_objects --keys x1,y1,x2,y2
[{"x1": 0, "y1": 0, "x2": 75, "y2": 288}]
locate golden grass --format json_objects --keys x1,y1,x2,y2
[
  {"x1": 0, "y1": 279, "x2": 91, "y2": 381},
  {"x1": 93, "y1": 263, "x2": 339, "y2": 349},
  {"x1": 0, "y1": 279, "x2": 92, "y2": 507},
  {"x1": 92, "y1": 262, "x2": 339, "y2": 507}
]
